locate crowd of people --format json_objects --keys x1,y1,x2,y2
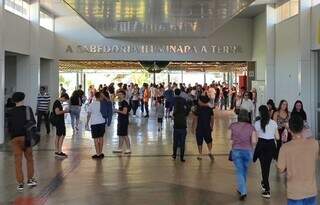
[{"x1": 4, "y1": 80, "x2": 319, "y2": 205}]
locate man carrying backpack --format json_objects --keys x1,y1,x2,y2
[{"x1": 7, "y1": 92, "x2": 37, "y2": 191}]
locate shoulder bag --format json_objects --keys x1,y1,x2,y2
[{"x1": 25, "y1": 107, "x2": 40, "y2": 147}]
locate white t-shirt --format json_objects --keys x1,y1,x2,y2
[
  {"x1": 240, "y1": 99, "x2": 254, "y2": 112},
  {"x1": 88, "y1": 100, "x2": 105, "y2": 126},
  {"x1": 254, "y1": 120, "x2": 278, "y2": 140}
]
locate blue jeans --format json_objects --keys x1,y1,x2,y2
[
  {"x1": 232, "y1": 149, "x2": 253, "y2": 195},
  {"x1": 70, "y1": 106, "x2": 81, "y2": 129},
  {"x1": 288, "y1": 196, "x2": 317, "y2": 205}
]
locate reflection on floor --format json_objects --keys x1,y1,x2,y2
[{"x1": 0, "y1": 109, "x2": 317, "y2": 204}]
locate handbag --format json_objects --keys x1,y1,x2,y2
[
  {"x1": 25, "y1": 107, "x2": 40, "y2": 147},
  {"x1": 228, "y1": 150, "x2": 233, "y2": 161}
]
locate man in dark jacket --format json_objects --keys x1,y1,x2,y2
[{"x1": 172, "y1": 89, "x2": 190, "y2": 162}]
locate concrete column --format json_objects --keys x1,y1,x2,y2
[
  {"x1": 16, "y1": 0, "x2": 40, "y2": 110},
  {"x1": 265, "y1": 4, "x2": 276, "y2": 100},
  {"x1": 0, "y1": 0, "x2": 5, "y2": 144},
  {"x1": 298, "y1": 0, "x2": 314, "y2": 134},
  {"x1": 49, "y1": 60, "x2": 59, "y2": 99}
]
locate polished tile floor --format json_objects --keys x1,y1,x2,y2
[{"x1": 0, "y1": 108, "x2": 318, "y2": 204}]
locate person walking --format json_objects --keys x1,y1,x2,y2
[
  {"x1": 36, "y1": 86, "x2": 51, "y2": 135},
  {"x1": 113, "y1": 90, "x2": 131, "y2": 154},
  {"x1": 100, "y1": 88, "x2": 113, "y2": 127},
  {"x1": 192, "y1": 95, "x2": 215, "y2": 161},
  {"x1": 131, "y1": 86, "x2": 140, "y2": 116},
  {"x1": 240, "y1": 91, "x2": 254, "y2": 123},
  {"x1": 143, "y1": 83, "x2": 151, "y2": 118},
  {"x1": 273, "y1": 100, "x2": 291, "y2": 159},
  {"x1": 60, "y1": 84, "x2": 66, "y2": 96},
  {"x1": 164, "y1": 85, "x2": 174, "y2": 118},
  {"x1": 229, "y1": 109, "x2": 257, "y2": 200},
  {"x1": 86, "y1": 92, "x2": 106, "y2": 159},
  {"x1": 139, "y1": 84, "x2": 145, "y2": 115},
  {"x1": 156, "y1": 97, "x2": 165, "y2": 132},
  {"x1": 69, "y1": 90, "x2": 82, "y2": 134},
  {"x1": 172, "y1": 89, "x2": 190, "y2": 162},
  {"x1": 52, "y1": 93, "x2": 70, "y2": 159},
  {"x1": 277, "y1": 114, "x2": 318, "y2": 205},
  {"x1": 253, "y1": 105, "x2": 280, "y2": 199},
  {"x1": 7, "y1": 92, "x2": 37, "y2": 191}
]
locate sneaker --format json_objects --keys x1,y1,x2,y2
[
  {"x1": 239, "y1": 194, "x2": 247, "y2": 201},
  {"x1": 92, "y1": 154, "x2": 100, "y2": 159},
  {"x1": 17, "y1": 183, "x2": 24, "y2": 191},
  {"x1": 60, "y1": 152, "x2": 68, "y2": 158},
  {"x1": 113, "y1": 149, "x2": 123, "y2": 153},
  {"x1": 144, "y1": 115, "x2": 149, "y2": 118},
  {"x1": 124, "y1": 150, "x2": 131, "y2": 154},
  {"x1": 55, "y1": 152, "x2": 67, "y2": 159},
  {"x1": 27, "y1": 178, "x2": 37, "y2": 187},
  {"x1": 99, "y1": 153, "x2": 105, "y2": 158},
  {"x1": 180, "y1": 158, "x2": 186, "y2": 162},
  {"x1": 261, "y1": 190, "x2": 271, "y2": 199}
]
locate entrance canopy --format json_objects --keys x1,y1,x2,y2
[{"x1": 59, "y1": 60, "x2": 248, "y2": 72}]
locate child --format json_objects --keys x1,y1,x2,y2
[{"x1": 156, "y1": 97, "x2": 165, "y2": 132}]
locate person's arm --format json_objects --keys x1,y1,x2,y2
[
  {"x1": 251, "y1": 131, "x2": 257, "y2": 146},
  {"x1": 55, "y1": 107, "x2": 67, "y2": 115},
  {"x1": 117, "y1": 107, "x2": 128, "y2": 115},
  {"x1": 272, "y1": 111, "x2": 278, "y2": 122},
  {"x1": 29, "y1": 107, "x2": 36, "y2": 124},
  {"x1": 210, "y1": 111, "x2": 214, "y2": 129},
  {"x1": 229, "y1": 126, "x2": 233, "y2": 148},
  {"x1": 275, "y1": 128, "x2": 280, "y2": 140},
  {"x1": 277, "y1": 146, "x2": 286, "y2": 173}
]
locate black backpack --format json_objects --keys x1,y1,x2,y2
[{"x1": 25, "y1": 107, "x2": 40, "y2": 147}]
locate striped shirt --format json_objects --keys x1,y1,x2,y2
[{"x1": 37, "y1": 93, "x2": 51, "y2": 112}]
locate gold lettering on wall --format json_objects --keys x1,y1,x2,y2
[{"x1": 65, "y1": 44, "x2": 242, "y2": 55}]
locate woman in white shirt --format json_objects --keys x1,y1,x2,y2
[
  {"x1": 253, "y1": 105, "x2": 280, "y2": 199},
  {"x1": 240, "y1": 91, "x2": 254, "y2": 123},
  {"x1": 86, "y1": 92, "x2": 106, "y2": 160}
]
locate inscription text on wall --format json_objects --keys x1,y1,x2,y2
[{"x1": 65, "y1": 44, "x2": 242, "y2": 55}]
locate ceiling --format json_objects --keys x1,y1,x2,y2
[
  {"x1": 62, "y1": 0, "x2": 255, "y2": 38},
  {"x1": 59, "y1": 60, "x2": 248, "y2": 72}
]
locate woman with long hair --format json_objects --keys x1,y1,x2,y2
[
  {"x1": 266, "y1": 99, "x2": 277, "y2": 118},
  {"x1": 69, "y1": 90, "x2": 82, "y2": 134},
  {"x1": 253, "y1": 105, "x2": 279, "y2": 199},
  {"x1": 229, "y1": 109, "x2": 257, "y2": 200},
  {"x1": 291, "y1": 100, "x2": 307, "y2": 121},
  {"x1": 273, "y1": 100, "x2": 291, "y2": 159}
]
